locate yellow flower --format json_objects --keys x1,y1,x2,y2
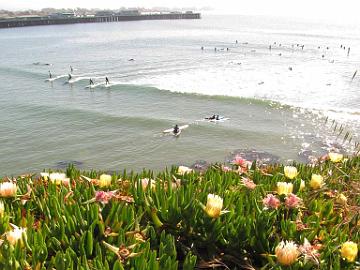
[
  {"x1": 49, "y1": 173, "x2": 70, "y2": 186},
  {"x1": 0, "y1": 200, "x2": 4, "y2": 216},
  {"x1": 329, "y1": 152, "x2": 343, "y2": 163},
  {"x1": 0, "y1": 182, "x2": 17, "y2": 197},
  {"x1": 40, "y1": 172, "x2": 49, "y2": 180},
  {"x1": 205, "y1": 194, "x2": 223, "y2": 218},
  {"x1": 336, "y1": 194, "x2": 347, "y2": 206},
  {"x1": 177, "y1": 166, "x2": 193, "y2": 175},
  {"x1": 98, "y1": 174, "x2": 112, "y2": 188},
  {"x1": 299, "y1": 180, "x2": 305, "y2": 191},
  {"x1": 275, "y1": 240, "x2": 299, "y2": 266},
  {"x1": 341, "y1": 241, "x2": 358, "y2": 262},
  {"x1": 6, "y1": 226, "x2": 26, "y2": 246},
  {"x1": 276, "y1": 182, "x2": 293, "y2": 195},
  {"x1": 284, "y1": 166, "x2": 298, "y2": 179},
  {"x1": 310, "y1": 174, "x2": 323, "y2": 189}
]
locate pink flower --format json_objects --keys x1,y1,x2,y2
[
  {"x1": 241, "y1": 177, "x2": 257, "y2": 190},
  {"x1": 233, "y1": 156, "x2": 248, "y2": 168},
  {"x1": 285, "y1": 193, "x2": 302, "y2": 208},
  {"x1": 222, "y1": 166, "x2": 232, "y2": 172},
  {"x1": 95, "y1": 191, "x2": 114, "y2": 204},
  {"x1": 299, "y1": 238, "x2": 320, "y2": 265},
  {"x1": 262, "y1": 194, "x2": 281, "y2": 209}
]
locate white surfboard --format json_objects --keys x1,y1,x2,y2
[
  {"x1": 85, "y1": 82, "x2": 104, "y2": 89},
  {"x1": 163, "y1": 124, "x2": 189, "y2": 134},
  {"x1": 45, "y1": 74, "x2": 67, "y2": 82}
]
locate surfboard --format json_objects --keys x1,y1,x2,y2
[
  {"x1": 208, "y1": 117, "x2": 230, "y2": 123},
  {"x1": 85, "y1": 82, "x2": 104, "y2": 89},
  {"x1": 163, "y1": 125, "x2": 189, "y2": 133},
  {"x1": 45, "y1": 75, "x2": 67, "y2": 82}
]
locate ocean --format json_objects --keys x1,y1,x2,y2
[{"x1": 0, "y1": 15, "x2": 359, "y2": 176}]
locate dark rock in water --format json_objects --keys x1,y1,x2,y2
[
  {"x1": 190, "y1": 160, "x2": 210, "y2": 172},
  {"x1": 226, "y1": 149, "x2": 280, "y2": 166},
  {"x1": 55, "y1": 160, "x2": 83, "y2": 169}
]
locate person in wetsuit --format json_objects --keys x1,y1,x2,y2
[
  {"x1": 215, "y1": 115, "x2": 220, "y2": 120},
  {"x1": 173, "y1": 124, "x2": 180, "y2": 134},
  {"x1": 105, "y1": 77, "x2": 110, "y2": 85},
  {"x1": 68, "y1": 74, "x2": 72, "y2": 80},
  {"x1": 49, "y1": 71, "x2": 52, "y2": 79},
  {"x1": 89, "y1": 78, "x2": 94, "y2": 85}
]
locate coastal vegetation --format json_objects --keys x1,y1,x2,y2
[{"x1": 0, "y1": 153, "x2": 358, "y2": 269}]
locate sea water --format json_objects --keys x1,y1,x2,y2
[{"x1": 0, "y1": 15, "x2": 359, "y2": 175}]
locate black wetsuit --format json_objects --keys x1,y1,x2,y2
[
  {"x1": 105, "y1": 77, "x2": 109, "y2": 84},
  {"x1": 173, "y1": 125, "x2": 180, "y2": 134},
  {"x1": 90, "y1": 79, "x2": 94, "y2": 85}
]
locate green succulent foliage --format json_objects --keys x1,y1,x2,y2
[{"x1": 0, "y1": 156, "x2": 359, "y2": 269}]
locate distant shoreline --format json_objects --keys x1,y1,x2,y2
[{"x1": 0, "y1": 12, "x2": 201, "y2": 29}]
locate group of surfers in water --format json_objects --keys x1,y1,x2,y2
[
  {"x1": 48, "y1": 66, "x2": 110, "y2": 86},
  {"x1": 172, "y1": 115, "x2": 221, "y2": 135}
]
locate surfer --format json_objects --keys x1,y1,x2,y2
[
  {"x1": 201, "y1": 46, "x2": 204, "y2": 50},
  {"x1": 105, "y1": 77, "x2": 110, "y2": 85},
  {"x1": 68, "y1": 74, "x2": 72, "y2": 80},
  {"x1": 215, "y1": 115, "x2": 220, "y2": 120},
  {"x1": 89, "y1": 78, "x2": 94, "y2": 85},
  {"x1": 173, "y1": 125, "x2": 180, "y2": 134},
  {"x1": 348, "y1": 47, "x2": 351, "y2": 56},
  {"x1": 48, "y1": 71, "x2": 52, "y2": 79},
  {"x1": 70, "y1": 66, "x2": 73, "y2": 73}
]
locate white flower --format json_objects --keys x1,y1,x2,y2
[
  {"x1": 177, "y1": 166, "x2": 193, "y2": 175},
  {"x1": 0, "y1": 182, "x2": 17, "y2": 197},
  {"x1": 6, "y1": 225, "x2": 26, "y2": 246},
  {"x1": 275, "y1": 240, "x2": 299, "y2": 266},
  {"x1": 204, "y1": 194, "x2": 223, "y2": 218},
  {"x1": 49, "y1": 173, "x2": 70, "y2": 186}
]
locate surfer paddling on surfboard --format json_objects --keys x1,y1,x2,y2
[{"x1": 173, "y1": 124, "x2": 180, "y2": 135}]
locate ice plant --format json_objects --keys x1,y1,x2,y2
[
  {"x1": 310, "y1": 174, "x2": 323, "y2": 190},
  {"x1": 6, "y1": 225, "x2": 26, "y2": 246},
  {"x1": 140, "y1": 178, "x2": 156, "y2": 191},
  {"x1": 262, "y1": 194, "x2": 281, "y2": 209},
  {"x1": 204, "y1": 194, "x2": 223, "y2": 218},
  {"x1": 276, "y1": 182, "x2": 293, "y2": 195},
  {"x1": 285, "y1": 193, "x2": 302, "y2": 208},
  {"x1": 49, "y1": 173, "x2": 70, "y2": 186},
  {"x1": 40, "y1": 172, "x2": 49, "y2": 180},
  {"x1": 329, "y1": 152, "x2": 343, "y2": 163},
  {"x1": 284, "y1": 166, "x2": 298, "y2": 179},
  {"x1": 275, "y1": 240, "x2": 299, "y2": 266},
  {"x1": 241, "y1": 177, "x2": 257, "y2": 190},
  {"x1": 95, "y1": 191, "x2": 115, "y2": 204},
  {"x1": 0, "y1": 182, "x2": 17, "y2": 197},
  {"x1": 98, "y1": 174, "x2": 112, "y2": 188},
  {"x1": 177, "y1": 166, "x2": 193, "y2": 175},
  {"x1": 340, "y1": 241, "x2": 358, "y2": 262},
  {"x1": 299, "y1": 238, "x2": 320, "y2": 265}
]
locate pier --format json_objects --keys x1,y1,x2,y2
[{"x1": 0, "y1": 13, "x2": 201, "y2": 29}]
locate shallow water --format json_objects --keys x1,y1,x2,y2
[{"x1": 0, "y1": 15, "x2": 359, "y2": 175}]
